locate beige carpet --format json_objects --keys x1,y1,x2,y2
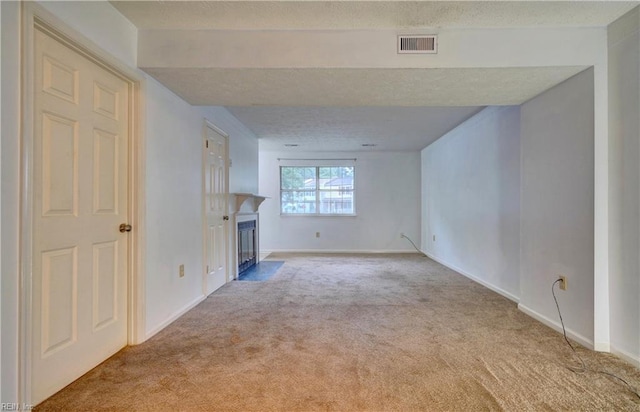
[{"x1": 37, "y1": 253, "x2": 640, "y2": 411}]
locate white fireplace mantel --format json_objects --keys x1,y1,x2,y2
[
  {"x1": 230, "y1": 193, "x2": 267, "y2": 280},
  {"x1": 232, "y1": 193, "x2": 268, "y2": 213}
]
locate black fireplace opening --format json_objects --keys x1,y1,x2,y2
[{"x1": 238, "y1": 220, "x2": 257, "y2": 274}]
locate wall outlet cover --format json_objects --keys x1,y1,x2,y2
[{"x1": 559, "y1": 275, "x2": 567, "y2": 290}]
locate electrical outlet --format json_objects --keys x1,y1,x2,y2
[
  {"x1": 433, "y1": 235, "x2": 436, "y2": 241},
  {"x1": 179, "y1": 264, "x2": 185, "y2": 278},
  {"x1": 315, "y1": 232, "x2": 320, "y2": 238},
  {"x1": 559, "y1": 275, "x2": 567, "y2": 290}
]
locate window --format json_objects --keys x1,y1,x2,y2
[{"x1": 280, "y1": 166, "x2": 355, "y2": 215}]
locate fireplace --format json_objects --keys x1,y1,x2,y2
[
  {"x1": 238, "y1": 220, "x2": 257, "y2": 274},
  {"x1": 232, "y1": 193, "x2": 267, "y2": 279}
]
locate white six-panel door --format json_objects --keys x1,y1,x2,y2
[
  {"x1": 204, "y1": 124, "x2": 229, "y2": 294},
  {"x1": 32, "y1": 28, "x2": 130, "y2": 404}
]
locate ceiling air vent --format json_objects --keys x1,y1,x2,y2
[{"x1": 398, "y1": 35, "x2": 437, "y2": 54}]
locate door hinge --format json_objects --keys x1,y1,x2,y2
[
  {"x1": 206, "y1": 265, "x2": 209, "y2": 273},
  {"x1": 206, "y1": 140, "x2": 209, "y2": 148}
]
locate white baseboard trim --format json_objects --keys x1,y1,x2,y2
[
  {"x1": 594, "y1": 341, "x2": 611, "y2": 352},
  {"x1": 259, "y1": 251, "x2": 271, "y2": 261},
  {"x1": 145, "y1": 294, "x2": 206, "y2": 340},
  {"x1": 611, "y1": 346, "x2": 640, "y2": 367},
  {"x1": 518, "y1": 303, "x2": 594, "y2": 350},
  {"x1": 425, "y1": 252, "x2": 520, "y2": 303},
  {"x1": 261, "y1": 249, "x2": 420, "y2": 254}
]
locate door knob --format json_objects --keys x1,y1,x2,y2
[
  {"x1": 223, "y1": 216, "x2": 229, "y2": 221},
  {"x1": 119, "y1": 223, "x2": 132, "y2": 233}
]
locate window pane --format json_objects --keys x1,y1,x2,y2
[
  {"x1": 320, "y1": 166, "x2": 354, "y2": 190},
  {"x1": 281, "y1": 166, "x2": 354, "y2": 215},
  {"x1": 281, "y1": 167, "x2": 316, "y2": 190},
  {"x1": 319, "y1": 190, "x2": 354, "y2": 214},
  {"x1": 281, "y1": 191, "x2": 316, "y2": 214}
]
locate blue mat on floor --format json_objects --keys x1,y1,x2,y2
[{"x1": 237, "y1": 261, "x2": 284, "y2": 281}]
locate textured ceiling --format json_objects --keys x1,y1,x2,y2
[
  {"x1": 142, "y1": 65, "x2": 586, "y2": 151},
  {"x1": 111, "y1": 1, "x2": 638, "y2": 30},
  {"x1": 112, "y1": 1, "x2": 637, "y2": 152},
  {"x1": 142, "y1": 66, "x2": 587, "y2": 106},
  {"x1": 227, "y1": 106, "x2": 484, "y2": 151}
]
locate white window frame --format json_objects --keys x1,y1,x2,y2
[{"x1": 280, "y1": 165, "x2": 356, "y2": 216}]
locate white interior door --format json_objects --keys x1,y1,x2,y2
[
  {"x1": 204, "y1": 124, "x2": 229, "y2": 294},
  {"x1": 32, "y1": 28, "x2": 130, "y2": 404}
]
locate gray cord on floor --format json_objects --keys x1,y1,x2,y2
[
  {"x1": 400, "y1": 234, "x2": 427, "y2": 257},
  {"x1": 552, "y1": 279, "x2": 640, "y2": 400}
]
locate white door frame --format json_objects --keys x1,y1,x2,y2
[
  {"x1": 201, "y1": 119, "x2": 230, "y2": 295},
  {"x1": 19, "y1": 3, "x2": 146, "y2": 405}
]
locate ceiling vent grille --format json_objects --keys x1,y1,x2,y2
[{"x1": 398, "y1": 35, "x2": 437, "y2": 54}]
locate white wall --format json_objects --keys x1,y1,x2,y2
[
  {"x1": 608, "y1": 7, "x2": 640, "y2": 365},
  {"x1": 0, "y1": 1, "x2": 5, "y2": 403},
  {"x1": 140, "y1": 27, "x2": 607, "y2": 70},
  {"x1": 0, "y1": 1, "x2": 258, "y2": 402},
  {"x1": 143, "y1": 79, "x2": 207, "y2": 336},
  {"x1": 519, "y1": 69, "x2": 595, "y2": 346},
  {"x1": 259, "y1": 150, "x2": 421, "y2": 253},
  {"x1": 144, "y1": 95, "x2": 259, "y2": 336},
  {"x1": 421, "y1": 72, "x2": 597, "y2": 348},
  {"x1": 421, "y1": 106, "x2": 521, "y2": 301},
  {"x1": 0, "y1": 2, "x2": 3, "y2": 400},
  {"x1": 2, "y1": 1, "x2": 23, "y2": 402},
  {"x1": 39, "y1": 0, "x2": 137, "y2": 67}
]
